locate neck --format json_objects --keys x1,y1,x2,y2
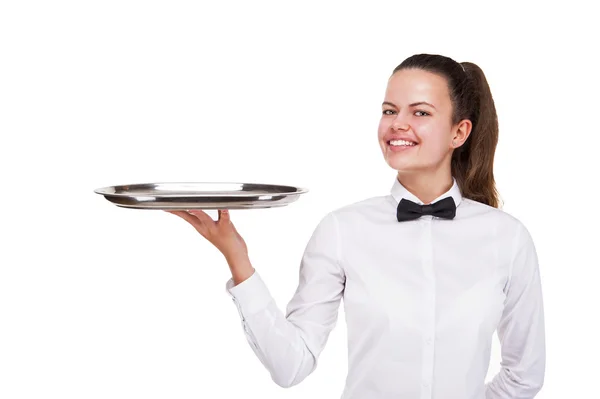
[{"x1": 397, "y1": 169, "x2": 453, "y2": 205}]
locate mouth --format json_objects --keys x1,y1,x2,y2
[{"x1": 387, "y1": 139, "x2": 419, "y2": 150}]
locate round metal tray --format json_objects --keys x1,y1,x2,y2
[{"x1": 94, "y1": 182, "x2": 309, "y2": 210}]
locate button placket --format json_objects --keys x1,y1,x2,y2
[{"x1": 420, "y1": 216, "x2": 435, "y2": 399}]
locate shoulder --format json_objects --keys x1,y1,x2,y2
[{"x1": 460, "y1": 198, "x2": 533, "y2": 241}]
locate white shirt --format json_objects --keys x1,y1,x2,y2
[{"x1": 225, "y1": 177, "x2": 545, "y2": 399}]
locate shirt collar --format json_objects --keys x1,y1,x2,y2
[{"x1": 390, "y1": 176, "x2": 463, "y2": 207}]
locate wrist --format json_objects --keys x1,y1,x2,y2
[
  {"x1": 225, "y1": 254, "x2": 254, "y2": 284},
  {"x1": 225, "y1": 252, "x2": 249, "y2": 267}
]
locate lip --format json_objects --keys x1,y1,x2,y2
[{"x1": 384, "y1": 135, "x2": 419, "y2": 145}]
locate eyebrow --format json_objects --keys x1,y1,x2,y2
[{"x1": 382, "y1": 101, "x2": 437, "y2": 110}]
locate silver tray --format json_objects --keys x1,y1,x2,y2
[{"x1": 94, "y1": 182, "x2": 309, "y2": 210}]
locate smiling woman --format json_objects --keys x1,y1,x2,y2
[{"x1": 167, "y1": 53, "x2": 545, "y2": 399}]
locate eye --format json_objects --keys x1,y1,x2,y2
[
  {"x1": 415, "y1": 111, "x2": 430, "y2": 116},
  {"x1": 382, "y1": 109, "x2": 395, "y2": 115}
]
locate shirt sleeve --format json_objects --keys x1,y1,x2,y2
[
  {"x1": 485, "y1": 221, "x2": 546, "y2": 398},
  {"x1": 225, "y1": 211, "x2": 346, "y2": 388}
]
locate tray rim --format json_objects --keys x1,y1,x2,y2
[{"x1": 93, "y1": 181, "x2": 310, "y2": 198}]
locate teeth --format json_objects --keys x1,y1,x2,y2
[{"x1": 390, "y1": 139, "x2": 416, "y2": 146}]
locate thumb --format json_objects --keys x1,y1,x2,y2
[{"x1": 218, "y1": 209, "x2": 230, "y2": 223}]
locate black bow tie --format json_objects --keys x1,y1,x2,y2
[{"x1": 396, "y1": 196, "x2": 456, "y2": 222}]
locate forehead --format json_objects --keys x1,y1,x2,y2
[{"x1": 385, "y1": 69, "x2": 450, "y2": 107}]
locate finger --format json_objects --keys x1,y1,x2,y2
[
  {"x1": 217, "y1": 209, "x2": 230, "y2": 223},
  {"x1": 187, "y1": 209, "x2": 215, "y2": 224},
  {"x1": 166, "y1": 210, "x2": 198, "y2": 224},
  {"x1": 166, "y1": 210, "x2": 209, "y2": 235}
]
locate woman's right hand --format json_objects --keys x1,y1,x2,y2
[{"x1": 164, "y1": 209, "x2": 248, "y2": 263}]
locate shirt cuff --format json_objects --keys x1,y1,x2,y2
[{"x1": 225, "y1": 270, "x2": 274, "y2": 315}]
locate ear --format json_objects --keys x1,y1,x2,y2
[{"x1": 451, "y1": 119, "x2": 472, "y2": 148}]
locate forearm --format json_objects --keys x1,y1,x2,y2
[
  {"x1": 241, "y1": 296, "x2": 318, "y2": 387},
  {"x1": 227, "y1": 268, "x2": 319, "y2": 388}
]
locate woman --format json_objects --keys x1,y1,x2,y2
[{"x1": 167, "y1": 54, "x2": 546, "y2": 399}]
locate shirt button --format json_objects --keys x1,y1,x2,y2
[
  {"x1": 426, "y1": 338, "x2": 432, "y2": 345},
  {"x1": 423, "y1": 382, "x2": 429, "y2": 388}
]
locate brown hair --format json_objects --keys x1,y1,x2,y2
[{"x1": 393, "y1": 54, "x2": 502, "y2": 208}]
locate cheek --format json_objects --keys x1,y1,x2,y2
[
  {"x1": 423, "y1": 132, "x2": 447, "y2": 147},
  {"x1": 377, "y1": 118, "x2": 390, "y2": 138},
  {"x1": 418, "y1": 130, "x2": 452, "y2": 158},
  {"x1": 418, "y1": 121, "x2": 452, "y2": 147}
]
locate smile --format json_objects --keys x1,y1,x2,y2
[{"x1": 388, "y1": 139, "x2": 417, "y2": 146}]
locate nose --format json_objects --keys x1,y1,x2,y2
[{"x1": 392, "y1": 117, "x2": 409, "y2": 131}]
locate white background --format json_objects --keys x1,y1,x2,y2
[{"x1": 1, "y1": 1, "x2": 598, "y2": 398}]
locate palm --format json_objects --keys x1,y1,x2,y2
[{"x1": 166, "y1": 209, "x2": 247, "y2": 260}]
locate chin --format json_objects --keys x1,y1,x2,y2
[
  {"x1": 384, "y1": 158, "x2": 417, "y2": 172},
  {"x1": 382, "y1": 151, "x2": 415, "y2": 171},
  {"x1": 391, "y1": 165, "x2": 420, "y2": 174}
]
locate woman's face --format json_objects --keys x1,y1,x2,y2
[{"x1": 378, "y1": 68, "x2": 467, "y2": 174}]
